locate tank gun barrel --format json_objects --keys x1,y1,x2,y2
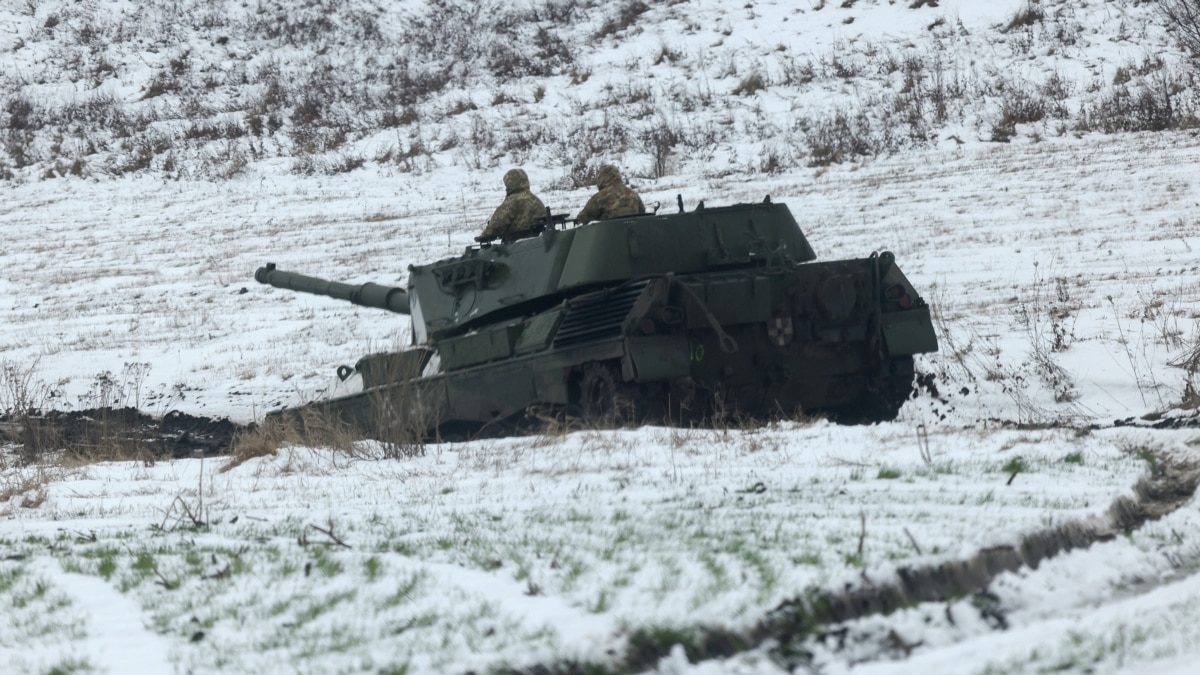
[{"x1": 255, "y1": 263, "x2": 410, "y2": 315}]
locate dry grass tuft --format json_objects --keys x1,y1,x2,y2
[
  {"x1": 222, "y1": 420, "x2": 286, "y2": 472},
  {"x1": 524, "y1": 405, "x2": 587, "y2": 447},
  {"x1": 222, "y1": 407, "x2": 359, "y2": 472},
  {"x1": 0, "y1": 464, "x2": 61, "y2": 511},
  {"x1": 222, "y1": 380, "x2": 433, "y2": 471}
]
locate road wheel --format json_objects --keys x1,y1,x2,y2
[{"x1": 579, "y1": 362, "x2": 633, "y2": 426}]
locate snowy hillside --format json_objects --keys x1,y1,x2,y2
[
  {"x1": 1, "y1": 0, "x2": 1196, "y2": 181},
  {"x1": 2, "y1": 1, "x2": 1200, "y2": 674}
]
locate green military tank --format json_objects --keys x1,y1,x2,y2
[{"x1": 255, "y1": 197, "x2": 938, "y2": 439}]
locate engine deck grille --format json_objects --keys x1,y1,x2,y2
[{"x1": 552, "y1": 280, "x2": 650, "y2": 348}]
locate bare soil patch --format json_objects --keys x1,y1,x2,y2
[{"x1": 2, "y1": 407, "x2": 245, "y2": 461}]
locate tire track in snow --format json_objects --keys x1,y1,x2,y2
[
  {"x1": 500, "y1": 437, "x2": 1199, "y2": 674},
  {"x1": 752, "y1": 444, "x2": 1198, "y2": 663},
  {"x1": 30, "y1": 558, "x2": 175, "y2": 675}
]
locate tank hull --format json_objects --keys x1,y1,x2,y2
[
  {"x1": 258, "y1": 201, "x2": 938, "y2": 438},
  {"x1": 268, "y1": 249, "x2": 937, "y2": 438}
]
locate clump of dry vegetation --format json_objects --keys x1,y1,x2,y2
[
  {"x1": 225, "y1": 362, "x2": 433, "y2": 472},
  {"x1": 1169, "y1": 327, "x2": 1200, "y2": 410}
]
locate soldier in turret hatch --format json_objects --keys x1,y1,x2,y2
[
  {"x1": 477, "y1": 168, "x2": 547, "y2": 243},
  {"x1": 574, "y1": 164, "x2": 645, "y2": 224}
]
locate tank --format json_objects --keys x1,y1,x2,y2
[{"x1": 255, "y1": 198, "x2": 938, "y2": 438}]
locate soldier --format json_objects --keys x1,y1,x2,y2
[
  {"x1": 477, "y1": 168, "x2": 547, "y2": 243},
  {"x1": 574, "y1": 164, "x2": 645, "y2": 224}
]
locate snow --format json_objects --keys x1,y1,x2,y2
[
  {"x1": 2, "y1": 0, "x2": 1200, "y2": 673},
  {"x1": 22, "y1": 558, "x2": 175, "y2": 674}
]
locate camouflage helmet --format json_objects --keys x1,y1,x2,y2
[
  {"x1": 596, "y1": 164, "x2": 622, "y2": 190},
  {"x1": 503, "y1": 168, "x2": 531, "y2": 194}
]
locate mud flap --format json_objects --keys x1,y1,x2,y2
[
  {"x1": 881, "y1": 306, "x2": 939, "y2": 355},
  {"x1": 622, "y1": 334, "x2": 691, "y2": 382}
]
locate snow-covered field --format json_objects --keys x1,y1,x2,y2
[
  {"x1": 3, "y1": 0, "x2": 1200, "y2": 673},
  {"x1": 2, "y1": 129, "x2": 1198, "y2": 675}
]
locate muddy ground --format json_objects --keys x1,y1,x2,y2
[
  {"x1": 3, "y1": 399, "x2": 1197, "y2": 464},
  {"x1": 0, "y1": 408, "x2": 246, "y2": 461}
]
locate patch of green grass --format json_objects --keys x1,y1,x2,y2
[
  {"x1": 717, "y1": 533, "x2": 743, "y2": 555},
  {"x1": 132, "y1": 551, "x2": 155, "y2": 575},
  {"x1": 379, "y1": 572, "x2": 426, "y2": 610},
  {"x1": 43, "y1": 656, "x2": 93, "y2": 675},
  {"x1": 599, "y1": 543, "x2": 620, "y2": 561},
  {"x1": 913, "y1": 460, "x2": 959, "y2": 479},
  {"x1": 1133, "y1": 447, "x2": 1161, "y2": 476},
  {"x1": 6, "y1": 572, "x2": 81, "y2": 641},
  {"x1": 311, "y1": 549, "x2": 343, "y2": 577},
  {"x1": 12, "y1": 578, "x2": 49, "y2": 609},
  {"x1": 1062, "y1": 451, "x2": 1085, "y2": 465},
  {"x1": 75, "y1": 544, "x2": 123, "y2": 580},
  {"x1": 612, "y1": 524, "x2": 636, "y2": 547},
  {"x1": 296, "y1": 621, "x2": 368, "y2": 657},
  {"x1": 268, "y1": 598, "x2": 291, "y2": 617},
  {"x1": 590, "y1": 589, "x2": 612, "y2": 613},
  {"x1": 696, "y1": 550, "x2": 729, "y2": 607},
  {"x1": 363, "y1": 556, "x2": 383, "y2": 581},
  {"x1": 97, "y1": 555, "x2": 118, "y2": 580},
  {"x1": 389, "y1": 611, "x2": 436, "y2": 635},
  {"x1": 876, "y1": 467, "x2": 903, "y2": 480},
  {"x1": 389, "y1": 541, "x2": 418, "y2": 556},
  {"x1": 292, "y1": 589, "x2": 357, "y2": 627},
  {"x1": 562, "y1": 556, "x2": 587, "y2": 590},
  {"x1": 741, "y1": 549, "x2": 778, "y2": 600},
  {"x1": 512, "y1": 555, "x2": 533, "y2": 581},
  {"x1": 566, "y1": 508, "x2": 594, "y2": 524},
  {"x1": 791, "y1": 552, "x2": 822, "y2": 566},
  {"x1": 698, "y1": 552, "x2": 729, "y2": 588},
  {"x1": 0, "y1": 566, "x2": 23, "y2": 593},
  {"x1": 225, "y1": 550, "x2": 252, "y2": 577},
  {"x1": 1000, "y1": 456, "x2": 1029, "y2": 474},
  {"x1": 653, "y1": 557, "x2": 683, "y2": 601}
]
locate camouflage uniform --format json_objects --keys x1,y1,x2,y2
[
  {"x1": 479, "y1": 169, "x2": 547, "y2": 243},
  {"x1": 574, "y1": 164, "x2": 645, "y2": 223}
]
